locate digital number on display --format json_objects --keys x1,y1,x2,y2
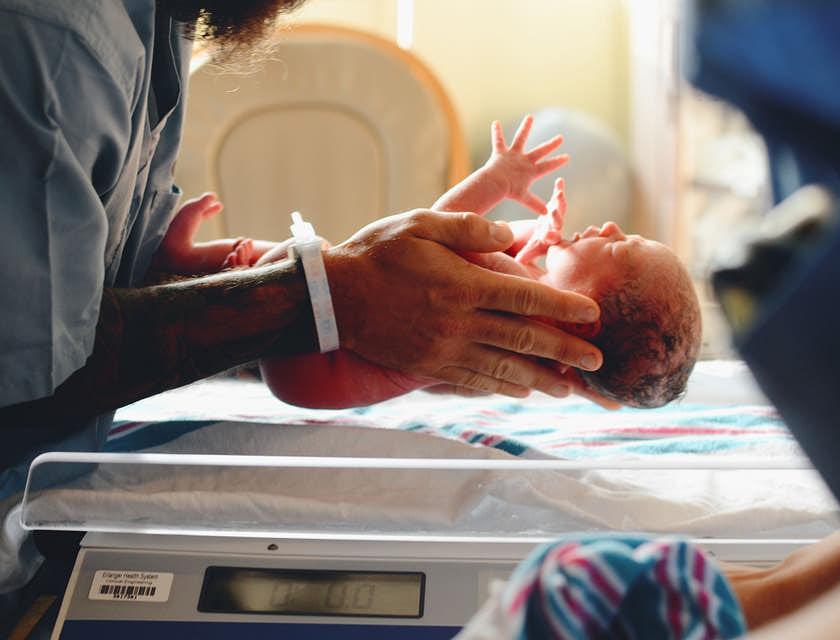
[{"x1": 198, "y1": 566, "x2": 425, "y2": 618}]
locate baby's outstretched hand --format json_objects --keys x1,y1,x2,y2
[
  {"x1": 486, "y1": 115, "x2": 569, "y2": 216},
  {"x1": 515, "y1": 177, "x2": 568, "y2": 267}
]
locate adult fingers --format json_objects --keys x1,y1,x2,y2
[
  {"x1": 476, "y1": 271, "x2": 600, "y2": 327},
  {"x1": 412, "y1": 210, "x2": 515, "y2": 253},
  {"x1": 467, "y1": 309, "x2": 603, "y2": 372},
  {"x1": 421, "y1": 383, "x2": 494, "y2": 398},
  {"x1": 427, "y1": 370, "x2": 532, "y2": 399},
  {"x1": 464, "y1": 250, "x2": 532, "y2": 278},
  {"x1": 436, "y1": 344, "x2": 573, "y2": 398},
  {"x1": 557, "y1": 368, "x2": 623, "y2": 410}
]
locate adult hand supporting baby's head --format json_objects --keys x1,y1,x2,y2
[
  {"x1": 322, "y1": 209, "x2": 603, "y2": 399},
  {"x1": 552, "y1": 366, "x2": 623, "y2": 411}
]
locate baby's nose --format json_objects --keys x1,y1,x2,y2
[{"x1": 599, "y1": 221, "x2": 623, "y2": 237}]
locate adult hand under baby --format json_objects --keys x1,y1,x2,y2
[{"x1": 322, "y1": 209, "x2": 603, "y2": 399}]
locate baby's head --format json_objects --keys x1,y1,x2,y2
[{"x1": 546, "y1": 222, "x2": 701, "y2": 408}]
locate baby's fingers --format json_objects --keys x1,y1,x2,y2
[
  {"x1": 509, "y1": 115, "x2": 535, "y2": 151},
  {"x1": 535, "y1": 154, "x2": 570, "y2": 177},
  {"x1": 527, "y1": 134, "x2": 565, "y2": 161},
  {"x1": 520, "y1": 192, "x2": 549, "y2": 216},
  {"x1": 491, "y1": 120, "x2": 507, "y2": 153}
]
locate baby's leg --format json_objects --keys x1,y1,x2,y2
[
  {"x1": 151, "y1": 193, "x2": 236, "y2": 275},
  {"x1": 160, "y1": 193, "x2": 223, "y2": 260},
  {"x1": 260, "y1": 351, "x2": 432, "y2": 409}
]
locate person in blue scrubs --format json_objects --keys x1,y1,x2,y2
[
  {"x1": 689, "y1": 0, "x2": 840, "y2": 506},
  {"x1": 0, "y1": 0, "x2": 607, "y2": 626}
]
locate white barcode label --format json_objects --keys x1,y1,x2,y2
[{"x1": 89, "y1": 570, "x2": 173, "y2": 603}]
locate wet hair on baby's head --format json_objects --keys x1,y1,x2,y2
[{"x1": 579, "y1": 271, "x2": 701, "y2": 409}]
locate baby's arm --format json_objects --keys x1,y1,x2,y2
[
  {"x1": 432, "y1": 115, "x2": 568, "y2": 216},
  {"x1": 514, "y1": 176, "x2": 568, "y2": 267}
]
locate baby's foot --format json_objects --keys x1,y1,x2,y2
[{"x1": 222, "y1": 237, "x2": 256, "y2": 269}]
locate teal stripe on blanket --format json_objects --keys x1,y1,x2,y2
[{"x1": 106, "y1": 420, "x2": 217, "y2": 452}]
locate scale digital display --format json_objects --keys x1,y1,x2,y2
[{"x1": 198, "y1": 566, "x2": 425, "y2": 618}]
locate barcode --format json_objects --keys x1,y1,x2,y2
[{"x1": 99, "y1": 584, "x2": 157, "y2": 599}]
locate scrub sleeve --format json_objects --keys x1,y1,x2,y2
[{"x1": 0, "y1": 0, "x2": 190, "y2": 594}]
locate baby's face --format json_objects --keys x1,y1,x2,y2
[{"x1": 544, "y1": 222, "x2": 681, "y2": 297}]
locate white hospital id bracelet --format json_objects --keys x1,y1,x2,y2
[{"x1": 289, "y1": 211, "x2": 340, "y2": 353}]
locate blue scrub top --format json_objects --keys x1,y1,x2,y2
[
  {"x1": 0, "y1": 0, "x2": 191, "y2": 495},
  {"x1": 687, "y1": 0, "x2": 840, "y2": 202}
]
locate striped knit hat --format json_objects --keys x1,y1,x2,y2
[{"x1": 459, "y1": 534, "x2": 746, "y2": 640}]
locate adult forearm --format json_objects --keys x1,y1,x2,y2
[
  {"x1": 1, "y1": 259, "x2": 317, "y2": 427},
  {"x1": 724, "y1": 531, "x2": 840, "y2": 629}
]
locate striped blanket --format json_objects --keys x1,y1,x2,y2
[
  {"x1": 26, "y1": 360, "x2": 834, "y2": 543},
  {"x1": 109, "y1": 361, "x2": 801, "y2": 463}
]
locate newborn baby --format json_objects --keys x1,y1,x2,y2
[
  {"x1": 152, "y1": 116, "x2": 700, "y2": 409},
  {"x1": 477, "y1": 176, "x2": 701, "y2": 409}
]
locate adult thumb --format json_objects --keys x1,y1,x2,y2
[{"x1": 418, "y1": 211, "x2": 514, "y2": 253}]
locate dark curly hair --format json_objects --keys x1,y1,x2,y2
[
  {"x1": 579, "y1": 267, "x2": 701, "y2": 409},
  {"x1": 159, "y1": 0, "x2": 307, "y2": 63}
]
